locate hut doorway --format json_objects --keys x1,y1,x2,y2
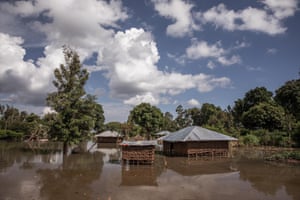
[{"x1": 170, "y1": 143, "x2": 174, "y2": 156}]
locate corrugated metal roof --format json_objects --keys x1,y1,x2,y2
[
  {"x1": 95, "y1": 131, "x2": 121, "y2": 137},
  {"x1": 120, "y1": 140, "x2": 157, "y2": 146},
  {"x1": 163, "y1": 126, "x2": 237, "y2": 142}
]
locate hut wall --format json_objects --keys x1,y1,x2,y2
[
  {"x1": 97, "y1": 137, "x2": 122, "y2": 143},
  {"x1": 163, "y1": 141, "x2": 188, "y2": 156},
  {"x1": 164, "y1": 141, "x2": 231, "y2": 157},
  {"x1": 187, "y1": 141, "x2": 229, "y2": 149},
  {"x1": 122, "y1": 145, "x2": 155, "y2": 164}
]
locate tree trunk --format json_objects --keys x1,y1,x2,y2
[{"x1": 63, "y1": 142, "x2": 68, "y2": 155}]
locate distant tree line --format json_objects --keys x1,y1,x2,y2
[
  {"x1": 102, "y1": 79, "x2": 300, "y2": 147},
  {"x1": 0, "y1": 47, "x2": 299, "y2": 148}
]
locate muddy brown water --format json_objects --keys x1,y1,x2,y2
[{"x1": 1, "y1": 141, "x2": 300, "y2": 200}]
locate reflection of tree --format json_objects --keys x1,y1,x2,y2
[
  {"x1": 38, "y1": 152, "x2": 103, "y2": 200},
  {"x1": 0, "y1": 142, "x2": 25, "y2": 172},
  {"x1": 238, "y1": 160, "x2": 300, "y2": 199}
]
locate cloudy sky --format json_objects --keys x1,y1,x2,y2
[{"x1": 0, "y1": 0, "x2": 299, "y2": 122}]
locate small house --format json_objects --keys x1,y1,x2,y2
[
  {"x1": 95, "y1": 131, "x2": 123, "y2": 144},
  {"x1": 163, "y1": 126, "x2": 237, "y2": 158},
  {"x1": 120, "y1": 140, "x2": 157, "y2": 164}
]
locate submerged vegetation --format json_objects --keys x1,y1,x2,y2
[
  {"x1": 265, "y1": 151, "x2": 300, "y2": 163},
  {"x1": 0, "y1": 48, "x2": 299, "y2": 151}
]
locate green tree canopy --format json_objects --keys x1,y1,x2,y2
[
  {"x1": 175, "y1": 105, "x2": 192, "y2": 129},
  {"x1": 243, "y1": 87, "x2": 273, "y2": 111},
  {"x1": 128, "y1": 103, "x2": 163, "y2": 140},
  {"x1": 46, "y1": 47, "x2": 104, "y2": 152},
  {"x1": 232, "y1": 87, "x2": 274, "y2": 128},
  {"x1": 275, "y1": 79, "x2": 300, "y2": 120},
  {"x1": 242, "y1": 102, "x2": 285, "y2": 131}
]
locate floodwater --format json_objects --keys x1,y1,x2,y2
[{"x1": 1, "y1": 142, "x2": 300, "y2": 200}]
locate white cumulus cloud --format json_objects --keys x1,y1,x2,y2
[
  {"x1": 186, "y1": 39, "x2": 241, "y2": 67},
  {"x1": 187, "y1": 98, "x2": 200, "y2": 106},
  {"x1": 198, "y1": 3, "x2": 296, "y2": 35},
  {"x1": 98, "y1": 28, "x2": 231, "y2": 105},
  {"x1": 152, "y1": 0, "x2": 199, "y2": 37}
]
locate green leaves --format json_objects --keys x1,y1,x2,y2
[
  {"x1": 46, "y1": 47, "x2": 104, "y2": 145},
  {"x1": 275, "y1": 79, "x2": 300, "y2": 120},
  {"x1": 128, "y1": 103, "x2": 163, "y2": 139}
]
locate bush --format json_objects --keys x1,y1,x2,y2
[
  {"x1": 241, "y1": 134, "x2": 260, "y2": 146},
  {"x1": 266, "y1": 151, "x2": 300, "y2": 161},
  {"x1": 0, "y1": 129, "x2": 23, "y2": 140}
]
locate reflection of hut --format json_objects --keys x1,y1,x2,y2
[
  {"x1": 163, "y1": 126, "x2": 237, "y2": 158},
  {"x1": 95, "y1": 131, "x2": 123, "y2": 144},
  {"x1": 120, "y1": 141, "x2": 157, "y2": 164},
  {"x1": 121, "y1": 165, "x2": 157, "y2": 186},
  {"x1": 165, "y1": 157, "x2": 235, "y2": 176}
]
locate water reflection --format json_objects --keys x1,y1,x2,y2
[
  {"x1": 0, "y1": 141, "x2": 300, "y2": 200},
  {"x1": 38, "y1": 152, "x2": 103, "y2": 200}
]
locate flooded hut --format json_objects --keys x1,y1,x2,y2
[
  {"x1": 163, "y1": 126, "x2": 237, "y2": 158},
  {"x1": 120, "y1": 141, "x2": 157, "y2": 164},
  {"x1": 95, "y1": 131, "x2": 123, "y2": 144}
]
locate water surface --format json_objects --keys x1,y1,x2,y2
[{"x1": 1, "y1": 141, "x2": 299, "y2": 200}]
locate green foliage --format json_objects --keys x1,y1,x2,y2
[
  {"x1": 232, "y1": 87, "x2": 274, "y2": 127},
  {"x1": 243, "y1": 87, "x2": 273, "y2": 111},
  {"x1": 0, "y1": 129, "x2": 23, "y2": 140},
  {"x1": 241, "y1": 134, "x2": 260, "y2": 146},
  {"x1": 162, "y1": 112, "x2": 177, "y2": 132},
  {"x1": 175, "y1": 105, "x2": 192, "y2": 129},
  {"x1": 128, "y1": 103, "x2": 163, "y2": 139},
  {"x1": 275, "y1": 79, "x2": 300, "y2": 120},
  {"x1": 104, "y1": 121, "x2": 122, "y2": 132},
  {"x1": 266, "y1": 151, "x2": 300, "y2": 161},
  {"x1": 46, "y1": 47, "x2": 104, "y2": 146},
  {"x1": 242, "y1": 102, "x2": 285, "y2": 131}
]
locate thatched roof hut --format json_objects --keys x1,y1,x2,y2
[{"x1": 163, "y1": 126, "x2": 237, "y2": 158}]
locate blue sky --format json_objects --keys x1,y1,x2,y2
[{"x1": 0, "y1": 0, "x2": 299, "y2": 122}]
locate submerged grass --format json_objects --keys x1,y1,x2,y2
[{"x1": 265, "y1": 151, "x2": 300, "y2": 163}]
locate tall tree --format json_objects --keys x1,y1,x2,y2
[
  {"x1": 46, "y1": 47, "x2": 103, "y2": 153},
  {"x1": 162, "y1": 111, "x2": 177, "y2": 131},
  {"x1": 128, "y1": 103, "x2": 163, "y2": 140},
  {"x1": 232, "y1": 87, "x2": 274, "y2": 128},
  {"x1": 242, "y1": 102, "x2": 285, "y2": 131},
  {"x1": 175, "y1": 105, "x2": 192, "y2": 129},
  {"x1": 275, "y1": 79, "x2": 300, "y2": 120},
  {"x1": 243, "y1": 87, "x2": 273, "y2": 111},
  {"x1": 187, "y1": 107, "x2": 201, "y2": 126}
]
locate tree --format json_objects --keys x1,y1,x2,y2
[
  {"x1": 232, "y1": 87, "x2": 273, "y2": 128},
  {"x1": 242, "y1": 102, "x2": 285, "y2": 131},
  {"x1": 243, "y1": 87, "x2": 273, "y2": 111},
  {"x1": 198, "y1": 103, "x2": 222, "y2": 126},
  {"x1": 275, "y1": 79, "x2": 300, "y2": 120},
  {"x1": 187, "y1": 107, "x2": 201, "y2": 126},
  {"x1": 162, "y1": 112, "x2": 177, "y2": 131},
  {"x1": 84, "y1": 95, "x2": 105, "y2": 133},
  {"x1": 46, "y1": 47, "x2": 103, "y2": 153},
  {"x1": 128, "y1": 103, "x2": 163, "y2": 140},
  {"x1": 175, "y1": 105, "x2": 192, "y2": 129}
]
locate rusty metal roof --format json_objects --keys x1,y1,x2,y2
[{"x1": 163, "y1": 126, "x2": 237, "y2": 142}]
